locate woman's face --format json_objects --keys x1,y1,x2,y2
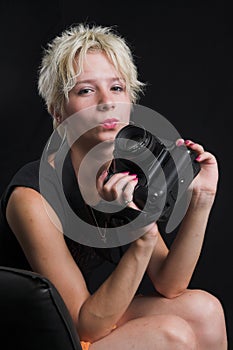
[{"x1": 61, "y1": 51, "x2": 131, "y2": 147}]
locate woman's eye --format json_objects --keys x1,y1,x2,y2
[
  {"x1": 111, "y1": 85, "x2": 124, "y2": 92},
  {"x1": 78, "y1": 88, "x2": 93, "y2": 95}
]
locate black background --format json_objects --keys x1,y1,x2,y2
[{"x1": 0, "y1": 0, "x2": 232, "y2": 347}]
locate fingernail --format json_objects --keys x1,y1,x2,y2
[
  {"x1": 101, "y1": 169, "x2": 108, "y2": 177},
  {"x1": 176, "y1": 139, "x2": 184, "y2": 146},
  {"x1": 185, "y1": 140, "x2": 193, "y2": 145},
  {"x1": 196, "y1": 155, "x2": 201, "y2": 161},
  {"x1": 130, "y1": 175, "x2": 138, "y2": 180}
]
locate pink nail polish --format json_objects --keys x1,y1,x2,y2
[
  {"x1": 185, "y1": 140, "x2": 195, "y2": 146},
  {"x1": 101, "y1": 169, "x2": 108, "y2": 177},
  {"x1": 176, "y1": 139, "x2": 184, "y2": 146}
]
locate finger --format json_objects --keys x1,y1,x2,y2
[
  {"x1": 103, "y1": 172, "x2": 130, "y2": 189},
  {"x1": 97, "y1": 172, "x2": 137, "y2": 201},
  {"x1": 184, "y1": 139, "x2": 205, "y2": 154},
  {"x1": 96, "y1": 170, "x2": 129, "y2": 192},
  {"x1": 195, "y1": 151, "x2": 217, "y2": 165},
  {"x1": 122, "y1": 178, "x2": 139, "y2": 207},
  {"x1": 104, "y1": 174, "x2": 137, "y2": 200},
  {"x1": 96, "y1": 169, "x2": 109, "y2": 191},
  {"x1": 176, "y1": 138, "x2": 185, "y2": 146}
]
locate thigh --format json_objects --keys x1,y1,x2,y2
[{"x1": 116, "y1": 288, "x2": 209, "y2": 327}]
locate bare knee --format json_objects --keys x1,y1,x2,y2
[
  {"x1": 90, "y1": 315, "x2": 197, "y2": 350},
  {"x1": 183, "y1": 289, "x2": 227, "y2": 347},
  {"x1": 161, "y1": 315, "x2": 197, "y2": 350},
  {"x1": 139, "y1": 315, "x2": 197, "y2": 350},
  {"x1": 121, "y1": 315, "x2": 198, "y2": 349}
]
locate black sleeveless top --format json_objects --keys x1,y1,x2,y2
[{"x1": 0, "y1": 152, "x2": 155, "y2": 294}]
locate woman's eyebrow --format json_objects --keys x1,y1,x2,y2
[{"x1": 75, "y1": 77, "x2": 125, "y2": 85}]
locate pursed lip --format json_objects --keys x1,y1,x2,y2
[
  {"x1": 101, "y1": 118, "x2": 119, "y2": 124},
  {"x1": 100, "y1": 118, "x2": 120, "y2": 129}
]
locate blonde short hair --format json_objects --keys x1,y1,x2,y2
[{"x1": 38, "y1": 23, "x2": 145, "y2": 126}]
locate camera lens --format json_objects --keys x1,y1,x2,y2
[
  {"x1": 115, "y1": 125, "x2": 147, "y2": 154},
  {"x1": 114, "y1": 124, "x2": 164, "y2": 164}
]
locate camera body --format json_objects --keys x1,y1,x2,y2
[{"x1": 106, "y1": 124, "x2": 201, "y2": 222}]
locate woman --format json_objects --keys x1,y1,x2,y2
[{"x1": 0, "y1": 23, "x2": 227, "y2": 349}]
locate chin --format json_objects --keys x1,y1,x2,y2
[{"x1": 98, "y1": 136, "x2": 115, "y2": 146}]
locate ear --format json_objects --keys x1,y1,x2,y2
[{"x1": 51, "y1": 105, "x2": 61, "y2": 125}]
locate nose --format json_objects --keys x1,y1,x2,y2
[
  {"x1": 97, "y1": 91, "x2": 116, "y2": 111},
  {"x1": 97, "y1": 103, "x2": 115, "y2": 111}
]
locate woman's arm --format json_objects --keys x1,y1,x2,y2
[
  {"x1": 6, "y1": 187, "x2": 90, "y2": 325},
  {"x1": 6, "y1": 186, "x2": 158, "y2": 343},
  {"x1": 146, "y1": 140, "x2": 219, "y2": 298},
  {"x1": 78, "y1": 224, "x2": 158, "y2": 341}
]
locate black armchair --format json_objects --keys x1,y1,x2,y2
[{"x1": 0, "y1": 266, "x2": 82, "y2": 350}]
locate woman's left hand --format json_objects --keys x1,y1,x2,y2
[{"x1": 177, "y1": 139, "x2": 219, "y2": 197}]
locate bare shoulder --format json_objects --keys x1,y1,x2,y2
[
  {"x1": 7, "y1": 186, "x2": 45, "y2": 207},
  {"x1": 8, "y1": 186, "x2": 42, "y2": 205},
  {"x1": 6, "y1": 186, "x2": 62, "y2": 232},
  {"x1": 6, "y1": 186, "x2": 46, "y2": 225}
]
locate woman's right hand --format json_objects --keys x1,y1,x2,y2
[
  {"x1": 96, "y1": 169, "x2": 139, "y2": 208},
  {"x1": 97, "y1": 170, "x2": 159, "y2": 248}
]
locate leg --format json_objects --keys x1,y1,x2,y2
[
  {"x1": 116, "y1": 289, "x2": 228, "y2": 350},
  {"x1": 90, "y1": 314, "x2": 197, "y2": 350}
]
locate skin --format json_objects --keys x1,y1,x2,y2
[{"x1": 6, "y1": 51, "x2": 227, "y2": 349}]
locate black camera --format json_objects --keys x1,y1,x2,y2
[{"x1": 105, "y1": 124, "x2": 201, "y2": 222}]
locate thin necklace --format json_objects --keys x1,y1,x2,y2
[{"x1": 89, "y1": 206, "x2": 107, "y2": 244}]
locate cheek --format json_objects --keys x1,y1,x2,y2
[
  {"x1": 117, "y1": 102, "x2": 131, "y2": 123},
  {"x1": 62, "y1": 97, "x2": 84, "y2": 119}
]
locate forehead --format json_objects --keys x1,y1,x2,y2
[{"x1": 76, "y1": 51, "x2": 120, "y2": 77}]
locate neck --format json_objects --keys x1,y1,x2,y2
[
  {"x1": 70, "y1": 141, "x2": 114, "y2": 205},
  {"x1": 70, "y1": 140, "x2": 113, "y2": 173}
]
